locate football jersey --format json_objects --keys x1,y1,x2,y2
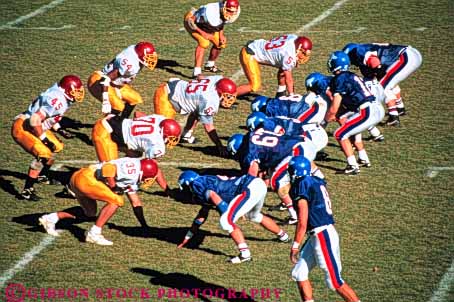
[
  {"x1": 121, "y1": 115, "x2": 166, "y2": 159},
  {"x1": 290, "y1": 176, "x2": 334, "y2": 230},
  {"x1": 260, "y1": 116, "x2": 304, "y2": 137},
  {"x1": 298, "y1": 94, "x2": 328, "y2": 125},
  {"x1": 102, "y1": 45, "x2": 142, "y2": 86},
  {"x1": 191, "y1": 174, "x2": 256, "y2": 205},
  {"x1": 239, "y1": 128, "x2": 303, "y2": 171},
  {"x1": 94, "y1": 157, "x2": 142, "y2": 193},
  {"x1": 168, "y1": 76, "x2": 222, "y2": 124},
  {"x1": 364, "y1": 78, "x2": 386, "y2": 103},
  {"x1": 248, "y1": 34, "x2": 298, "y2": 71},
  {"x1": 23, "y1": 83, "x2": 71, "y2": 119},
  {"x1": 194, "y1": 2, "x2": 224, "y2": 33},
  {"x1": 330, "y1": 71, "x2": 375, "y2": 112},
  {"x1": 264, "y1": 95, "x2": 311, "y2": 119}
]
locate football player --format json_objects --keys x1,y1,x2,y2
[
  {"x1": 39, "y1": 157, "x2": 158, "y2": 245},
  {"x1": 87, "y1": 41, "x2": 158, "y2": 118},
  {"x1": 11, "y1": 75, "x2": 85, "y2": 201},
  {"x1": 325, "y1": 51, "x2": 385, "y2": 175},
  {"x1": 91, "y1": 114, "x2": 181, "y2": 199},
  {"x1": 227, "y1": 129, "x2": 320, "y2": 225},
  {"x1": 237, "y1": 34, "x2": 312, "y2": 97},
  {"x1": 153, "y1": 75, "x2": 237, "y2": 156},
  {"x1": 288, "y1": 156, "x2": 361, "y2": 302},
  {"x1": 184, "y1": 0, "x2": 240, "y2": 77},
  {"x1": 343, "y1": 42, "x2": 422, "y2": 126},
  {"x1": 177, "y1": 170, "x2": 289, "y2": 263}
]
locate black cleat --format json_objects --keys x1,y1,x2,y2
[
  {"x1": 203, "y1": 65, "x2": 223, "y2": 73},
  {"x1": 340, "y1": 165, "x2": 360, "y2": 175},
  {"x1": 358, "y1": 159, "x2": 371, "y2": 168},
  {"x1": 18, "y1": 188, "x2": 41, "y2": 201},
  {"x1": 371, "y1": 134, "x2": 385, "y2": 142},
  {"x1": 268, "y1": 203, "x2": 287, "y2": 211},
  {"x1": 228, "y1": 254, "x2": 252, "y2": 264},
  {"x1": 385, "y1": 115, "x2": 400, "y2": 126},
  {"x1": 275, "y1": 91, "x2": 287, "y2": 98},
  {"x1": 397, "y1": 107, "x2": 407, "y2": 116}
]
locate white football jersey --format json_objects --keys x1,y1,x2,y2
[
  {"x1": 102, "y1": 45, "x2": 142, "y2": 86},
  {"x1": 121, "y1": 115, "x2": 166, "y2": 159},
  {"x1": 24, "y1": 83, "x2": 71, "y2": 119},
  {"x1": 94, "y1": 157, "x2": 141, "y2": 193},
  {"x1": 248, "y1": 34, "x2": 298, "y2": 71},
  {"x1": 195, "y1": 2, "x2": 223, "y2": 29},
  {"x1": 169, "y1": 75, "x2": 222, "y2": 124}
]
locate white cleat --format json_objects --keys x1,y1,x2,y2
[
  {"x1": 86, "y1": 231, "x2": 113, "y2": 246},
  {"x1": 39, "y1": 216, "x2": 61, "y2": 237}
]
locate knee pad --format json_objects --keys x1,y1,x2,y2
[
  {"x1": 291, "y1": 261, "x2": 310, "y2": 282},
  {"x1": 219, "y1": 213, "x2": 234, "y2": 233},
  {"x1": 30, "y1": 158, "x2": 45, "y2": 171},
  {"x1": 247, "y1": 212, "x2": 263, "y2": 224}
]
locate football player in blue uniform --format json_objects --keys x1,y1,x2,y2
[
  {"x1": 177, "y1": 171, "x2": 289, "y2": 263},
  {"x1": 325, "y1": 51, "x2": 385, "y2": 174},
  {"x1": 251, "y1": 94, "x2": 311, "y2": 121},
  {"x1": 343, "y1": 42, "x2": 422, "y2": 126},
  {"x1": 227, "y1": 129, "x2": 319, "y2": 224},
  {"x1": 288, "y1": 156, "x2": 361, "y2": 302}
]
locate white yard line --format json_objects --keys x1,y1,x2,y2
[
  {"x1": 0, "y1": 236, "x2": 56, "y2": 289},
  {"x1": 0, "y1": 0, "x2": 67, "y2": 30},
  {"x1": 55, "y1": 160, "x2": 224, "y2": 168},
  {"x1": 430, "y1": 260, "x2": 454, "y2": 302},
  {"x1": 425, "y1": 167, "x2": 454, "y2": 178}
]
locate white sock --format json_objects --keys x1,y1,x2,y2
[
  {"x1": 369, "y1": 126, "x2": 381, "y2": 137},
  {"x1": 183, "y1": 130, "x2": 193, "y2": 138},
  {"x1": 287, "y1": 205, "x2": 297, "y2": 219},
  {"x1": 45, "y1": 213, "x2": 59, "y2": 224},
  {"x1": 238, "y1": 243, "x2": 251, "y2": 258},
  {"x1": 358, "y1": 149, "x2": 369, "y2": 162},
  {"x1": 347, "y1": 155, "x2": 358, "y2": 166},
  {"x1": 205, "y1": 61, "x2": 215, "y2": 67},
  {"x1": 90, "y1": 225, "x2": 102, "y2": 235},
  {"x1": 277, "y1": 85, "x2": 286, "y2": 92},
  {"x1": 193, "y1": 67, "x2": 201, "y2": 76},
  {"x1": 311, "y1": 167, "x2": 325, "y2": 179}
]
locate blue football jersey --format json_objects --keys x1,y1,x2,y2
[
  {"x1": 290, "y1": 176, "x2": 334, "y2": 229},
  {"x1": 348, "y1": 43, "x2": 407, "y2": 75},
  {"x1": 239, "y1": 129, "x2": 303, "y2": 171},
  {"x1": 260, "y1": 117, "x2": 304, "y2": 137},
  {"x1": 265, "y1": 97, "x2": 310, "y2": 119},
  {"x1": 330, "y1": 71, "x2": 375, "y2": 112},
  {"x1": 191, "y1": 174, "x2": 256, "y2": 204}
]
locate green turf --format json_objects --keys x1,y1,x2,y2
[{"x1": 0, "y1": 0, "x2": 453, "y2": 301}]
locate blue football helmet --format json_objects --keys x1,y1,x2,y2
[
  {"x1": 342, "y1": 43, "x2": 358, "y2": 55},
  {"x1": 288, "y1": 156, "x2": 311, "y2": 180},
  {"x1": 227, "y1": 133, "x2": 244, "y2": 156},
  {"x1": 251, "y1": 95, "x2": 270, "y2": 112},
  {"x1": 246, "y1": 112, "x2": 268, "y2": 131},
  {"x1": 327, "y1": 51, "x2": 350, "y2": 73},
  {"x1": 178, "y1": 170, "x2": 199, "y2": 190},
  {"x1": 305, "y1": 72, "x2": 326, "y2": 94}
]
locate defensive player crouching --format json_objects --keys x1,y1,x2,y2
[
  {"x1": 39, "y1": 157, "x2": 158, "y2": 245},
  {"x1": 177, "y1": 171, "x2": 289, "y2": 263}
]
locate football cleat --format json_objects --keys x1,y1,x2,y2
[
  {"x1": 268, "y1": 203, "x2": 287, "y2": 212},
  {"x1": 397, "y1": 107, "x2": 407, "y2": 116},
  {"x1": 284, "y1": 216, "x2": 298, "y2": 225},
  {"x1": 181, "y1": 135, "x2": 197, "y2": 144},
  {"x1": 358, "y1": 159, "x2": 371, "y2": 168},
  {"x1": 228, "y1": 254, "x2": 252, "y2": 264},
  {"x1": 204, "y1": 65, "x2": 223, "y2": 73},
  {"x1": 371, "y1": 134, "x2": 385, "y2": 142},
  {"x1": 385, "y1": 115, "x2": 400, "y2": 126},
  {"x1": 86, "y1": 231, "x2": 113, "y2": 246},
  {"x1": 39, "y1": 216, "x2": 61, "y2": 237},
  {"x1": 278, "y1": 232, "x2": 290, "y2": 243},
  {"x1": 275, "y1": 91, "x2": 287, "y2": 98},
  {"x1": 19, "y1": 188, "x2": 41, "y2": 201},
  {"x1": 342, "y1": 165, "x2": 360, "y2": 175}
]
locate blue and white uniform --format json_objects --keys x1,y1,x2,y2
[
  {"x1": 261, "y1": 95, "x2": 311, "y2": 121},
  {"x1": 191, "y1": 174, "x2": 268, "y2": 233},
  {"x1": 238, "y1": 128, "x2": 316, "y2": 191},
  {"x1": 290, "y1": 176, "x2": 344, "y2": 290},
  {"x1": 346, "y1": 43, "x2": 422, "y2": 103},
  {"x1": 330, "y1": 71, "x2": 384, "y2": 141}
]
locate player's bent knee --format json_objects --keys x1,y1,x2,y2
[
  {"x1": 291, "y1": 264, "x2": 309, "y2": 282},
  {"x1": 277, "y1": 185, "x2": 290, "y2": 199},
  {"x1": 248, "y1": 212, "x2": 263, "y2": 224},
  {"x1": 219, "y1": 214, "x2": 234, "y2": 233}
]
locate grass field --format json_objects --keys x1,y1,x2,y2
[{"x1": 0, "y1": 0, "x2": 453, "y2": 301}]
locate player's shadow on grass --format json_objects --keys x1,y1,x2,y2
[
  {"x1": 107, "y1": 223, "x2": 229, "y2": 257},
  {"x1": 156, "y1": 59, "x2": 192, "y2": 79},
  {"x1": 131, "y1": 268, "x2": 256, "y2": 302},
  {"x1": 58, "y1": 117, "x2": 93, "y2": 146},
  {"x1": 12, "y1": 207, "x2": 94, "y2": 242},
  {"x1": 177, "y1": 144, "x2": 229, "y2": 158},
  {"x1": 0, "y1": 169, "x2": 27, "y2": 198}
]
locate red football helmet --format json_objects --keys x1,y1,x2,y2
[
  {"x1": 294, "y1": 36, "x2": 313, "y2": 65},
  {"x1": 221, "y1": 0, "x2": 240, "y2": 23},
  {"x1": 216, "y1": 78, "x2": 237, "y2": 108},
  {"x1": 140, "y1": 158, "x2": 158, "y2": 189},
  {"x1": 59, "y1": 75, "x2": 84, "y2": 102},
  {"x1": 160, "y1": 119, "x2": 181, "y2": 149},
  {"x1": 135, "y1": 41, "x2": 158, "y2": 70}
]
